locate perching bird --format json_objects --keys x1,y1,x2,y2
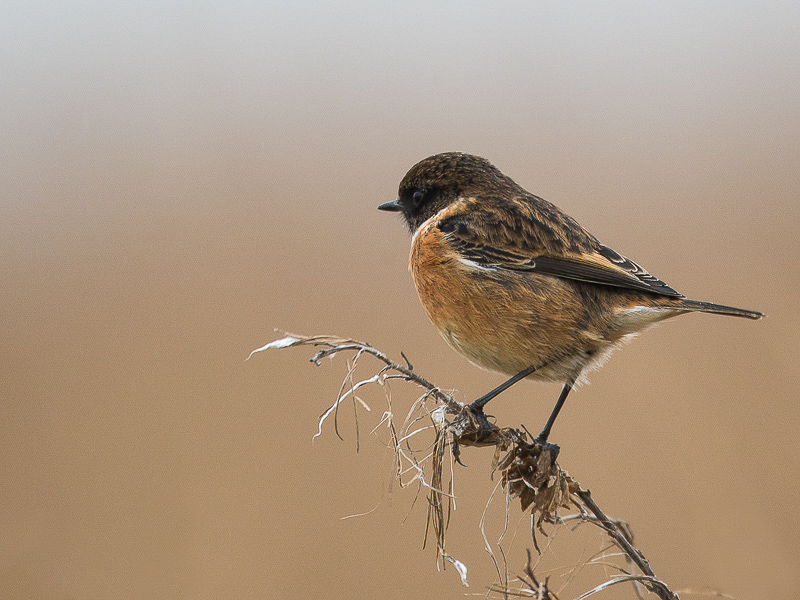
[{"x1": 379, "y1": 152, "x2": 763, "y2": 443}]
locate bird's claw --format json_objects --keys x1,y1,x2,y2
[
  {"x1": 451, "y1": 438, "x2": 467, "y2": 467},
  {"x1": 467, "y1": 404, "x2": 496, "y2": 441},
  {"x1": 533, "y1": 436, "x2": 561, "y2": 465}
]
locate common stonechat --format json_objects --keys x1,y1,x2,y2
[{"x1": 379, "y1": 152, "x2": 763, "y2": 442}]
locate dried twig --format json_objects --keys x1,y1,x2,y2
[{"x1": 250, "y1": 332, "x2": 684, "y2": 599}]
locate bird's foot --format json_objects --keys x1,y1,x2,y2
[
  {"x1": 450, "y1": 403, "x2": 498, "y2": 467},
  {"x1": 466, "y1": 402, "x2": 496, "y2": 438},
  {"x1": 533, "y1": 435, "x2": 560, "y2": 465},
  {"x1": 451, "y1": 438, "x2": 466, "y2": 467}
]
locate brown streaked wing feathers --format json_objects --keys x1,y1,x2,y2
[{"x1": 439, "y1": 201, "x2": 684, "y2": 298}]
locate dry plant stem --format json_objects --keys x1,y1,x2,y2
[
  {"x1": 252, "y1": 333, "x2": 683, "y2": 600},
  {"x1": 302, "y1": 336, "x2": 463, "y2": 415},
  {"x1": 572, "y1": 490, "x2": 678, "y2": 600},
  {"x1": 575, "y1": 491, "x2": 653, "y2": 581}
]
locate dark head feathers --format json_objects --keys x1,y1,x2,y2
[{"x1": 379, "y1": 153, "x2": 524, "y2": 231}]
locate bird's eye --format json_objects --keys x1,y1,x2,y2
[{"x1": 412, "y1": 190, "x2": 425, "y2": 207}]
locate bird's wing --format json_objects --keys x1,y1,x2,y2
[{"x1": 438, "y1": 203, "x2": 684, "y2": 298}]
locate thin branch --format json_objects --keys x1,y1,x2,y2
[{"x1": 252, "y1": 332, "x2": 697, "y2": 599}]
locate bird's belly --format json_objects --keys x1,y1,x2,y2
[{"x1": 411, "y1": 254, "x2": 605, "y2": 382}]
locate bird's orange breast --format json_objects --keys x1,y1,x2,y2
[{"x1": 409, "y1": 217, "x2": 605, "y2": 381}]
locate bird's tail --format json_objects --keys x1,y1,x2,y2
[{"x1": 673, "y1": 299, "x2": 764, "y2": 320}]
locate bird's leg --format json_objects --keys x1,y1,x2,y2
[
  {"x1": 467, "y1": 365, "x2": 538, "y2": 436},
  {"x1": 535, "y1": 379, "x2": 575, "y2": 444}
]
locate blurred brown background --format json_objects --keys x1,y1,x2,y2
[{"x1": 2, "y1": 3, "x2": 798, "y2": 599}]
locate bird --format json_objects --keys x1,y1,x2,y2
[{"x1": 378, "y1": 152, "x2": 764, "y2": 444}]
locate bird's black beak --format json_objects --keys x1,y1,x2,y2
[{"x1": 378, "y1": 199, "x2": 403, "y2": 212}]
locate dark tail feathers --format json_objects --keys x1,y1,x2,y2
[{"x1": 674, "y1": 299, "x2": 764, "y2": 320}]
